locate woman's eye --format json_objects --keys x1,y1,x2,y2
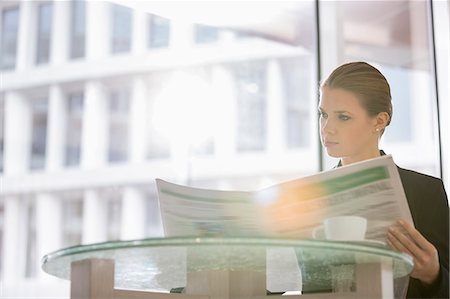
[
  {"x1": 319, "y1": 112, "x2": 328, "y2": 119},
  {"x1": 338, "y1": 114, "x2": 351, "y2": 121}
]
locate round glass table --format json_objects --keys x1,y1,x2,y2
[{"x1": 42, "y1": 237, "x2": 413, "y2": 299}]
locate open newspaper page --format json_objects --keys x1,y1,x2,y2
[
  {"x1": 156, "y1": 155, "x2": 413, "y2": 241},
  {"x1": 155, "y1": 179, "x2": 265, "y2": 237}
]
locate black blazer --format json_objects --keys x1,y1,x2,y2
[{"x1": 397, "y1": 167, "x2": 449, "y2": 299}]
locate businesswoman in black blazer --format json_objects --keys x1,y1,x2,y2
[{"x1": 319, "y1": 61, "x2": 449, "y2": 298}]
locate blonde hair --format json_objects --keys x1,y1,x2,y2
[{"x1": 321, "y1": 62, "x2": 393, "y2": 130}]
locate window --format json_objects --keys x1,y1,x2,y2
[
  {"x1": 0, "y1": 6, "x2": 19, "y2": 70},
  {"x1": 65, "y1": 92, "x2": 84, "y2": 167},
  {"x1": 111, "y1": 4, "x2": 132, "y2": 53},
  {"x1": 25, "y1": 201, "x2": 37, "y2": 278},
  {"x1": 61, "y1": 197, "x2": 83, "y2": 247},
  {"x1": 30, "y1": 98, "x2": 48, "y2": 170},
  {"x1": 0, "y1": 95, "x2": 4, "y2": 173},
  {"x1": 36, "y1": 2, "x2": 53, "y2": 65},
  {"x1": 0, "y1": 202, "x2": 4, "y2": 277},
  {"x1": 70, "y1": 0, "x2": 86, "y2": 59},
  {"x1": 108, "y1": 88, "x2": 129, "y2": 162},
  {"x1": 320, "y1": 0, "x2": 441, "y2": 176},
  {"x1": 280, "y1": 57, "x2": 313, "y2": 148},
  {"x1": 148, "y1": 14, "x2": 170, "y2": 48},
  {"x1": 105, "y1": 190, "x2": 122, "y2": 241},
  {"x1": 234, "y1": 61, "x2": 267, "y2": 152},
  {"x1": 194, "y1": 24, "x2": 219, "y2": 44}
]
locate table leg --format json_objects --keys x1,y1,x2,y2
[
  {"x1": 186, "y1": 270, "x2": 266, "y2": 298},
  {"x1": 355, "y1": 262, "x2": 393, "y2": 299},
  {"x1": 71, "y1": 258, "x2": 114, "y2": 299}
]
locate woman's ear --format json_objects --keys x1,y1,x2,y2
[{"x1": 375, "y1": 112, "x2": 390, "y2": 130}]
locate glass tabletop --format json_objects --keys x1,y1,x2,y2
[{"x1": 42, "y1": 237, "x2": 413, "y2": 293}]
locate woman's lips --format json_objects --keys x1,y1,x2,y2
[{"x1": 323, "y1": 141, "x2": 338, "y2": 147}]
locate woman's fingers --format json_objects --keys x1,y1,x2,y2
[
  {"x1": 387, "y1": 221, "x2": 419, "y2": 256},
  {"x1": 387, "y1": 220, "x2": 440, "y2": 284},
  {"x1": 398, "y1": 220, "x2": 433, "y2": 250},
  {"x1": 387, "y1": 230, "x2": 409, "y2": 252}
]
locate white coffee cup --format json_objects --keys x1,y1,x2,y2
[{"x1": 313, "y1": 216, "x2": 367, "y2": 241}]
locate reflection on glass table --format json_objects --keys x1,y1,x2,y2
[{"x1": 42, "y1": 237, "x2": 413, "y2": 299}]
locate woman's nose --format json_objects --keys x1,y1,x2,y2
[{"x1": 321, "y1": 119, "x2": 336, "y2": 134}]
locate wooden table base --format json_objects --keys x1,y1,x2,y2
[{"x1": 70, "y1": 258, "x2": 394, "y2": 299}]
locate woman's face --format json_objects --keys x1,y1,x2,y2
[{"x1": 319, "y1": 87, "x2": 380, "y2": 164}]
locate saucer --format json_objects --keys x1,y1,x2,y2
[
  {"x1": 346, "y1": 239, "x2": 387, "y2": 247},
  {"x1": 313, "y1": 238, "x2": 387, "y2": 247}
]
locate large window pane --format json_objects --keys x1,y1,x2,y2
[
  {"x1": 111, "y1": 4, "x2": 132, "y2": 53},
  {"x1": 320, "y1": 0, "x2": 440, "y2": 176},
  {"x1": 70, "y1": 0, "x2": 86, "y2": 59},
  {"x1": 0, "y1": 6, "x2": 19, "y2": 70},
  {"x1": 140, "y1": 1, "x2": 319, "y2": 181},
  {"x1": 30, "y1": 98, "x2": 48, "y2": 170},
  {"x1": 36, "y1": 2, "x2": 53, "y2": 65}
]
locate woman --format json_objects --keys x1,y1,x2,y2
[{"x1": 319, "y1": 61, "x2": 449, "y2": 298}]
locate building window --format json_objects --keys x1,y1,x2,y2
[
  {"x1": 0, "y1": 202, "x2": 4, "y2": 277},
  {"x1": 194, "y1": 24, "x2": 219, "y2": 44},
  {"x1": 280, "y1": 57, "x2": 312, "y2": 148},
  {"x1": 25, "y1": 201, "x2": 37, "y2": 278},
  {"x1": 65, "y1": 92, "x2": 84, "y2": 167},
  {"x1": 30, "y1": 98, "x2": 48, "y2": 170},
  {"x1": 111, "y1": 4, "x2": 132, "y2": 53},
  {"x1": 148, "y1": 14, "x2": 170, "y2": 48},
  {"x1": 0, "y1": 95, "x2": 4, "y2": 173},
  {"x1": 0, "y1": 6, "x2": 19, "y2": 70},
  {"x1": 108, "y1": 88, "x2": 129, "y2": 163},
  {"x1": 234, "y1": 61, "x2": 267, "y2": 152},
  {"x1": 61, "y1": 197, "x2": 83, "y2": 247},
  {"x1": 106, "y1": 190, "x2": 122, "y2": 241},
  {"x1": 36, "y1": 2, "x2": 53, "y2": 65},
  {"x1": 70, "y1": 0, "x2": 86, "y2": 59}
]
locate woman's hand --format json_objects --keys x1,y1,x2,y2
[{"x1": 387, "y1": 220, "x2": 440, "y2": 285}]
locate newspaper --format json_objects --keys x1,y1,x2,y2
[{"x1": 156, "y1": 155, "x2": 413, "y2": 241}]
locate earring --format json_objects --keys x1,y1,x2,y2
[{"x1": 376, "y1": 128, "x2": 380, "y2": 132}]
